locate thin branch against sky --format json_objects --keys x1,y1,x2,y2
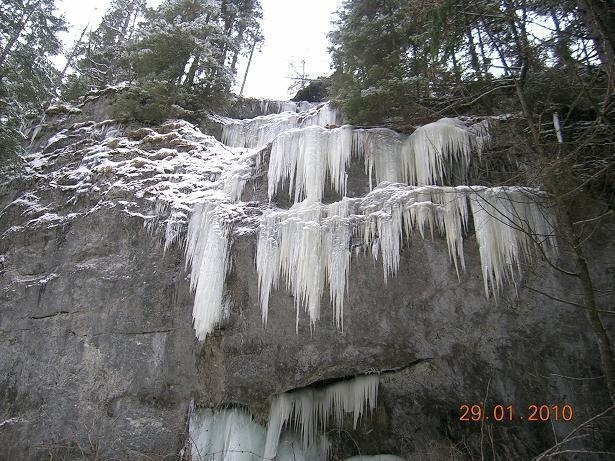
[{"x1": 234, "y1": 0, "x2": 339, "y2": 99}]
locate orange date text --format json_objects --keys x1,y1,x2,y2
[{"x1": 459, "y1": 404, "x2": 574, "y2": 422}]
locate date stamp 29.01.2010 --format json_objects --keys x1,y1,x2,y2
[{"x1": 459, "y1": 404, "x2": 574, "y2": 422}]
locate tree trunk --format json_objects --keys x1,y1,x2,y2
[
  {"x1": 239, "y1": 39, "x2": 256, "y2": 96},
  {"x1": 466, "y1": 27, "x2": 482, "y2": 79},
  {"x1": 231, "y1": 27, "x2": 245, "y2": 75},
  {"x1": 476, "y1": 25, "x2": 489, "y2": 77},
  {"x1": 563, "y1": 211, "x2": 615, "y2": 404},
  {"x1": 575, "y1": 0, "x2": 615, "y2": 88},
  {"x1": 53, "y1": 23, "x2": 90, "y2": 98},
  {"x1": 185, "y1": 53, "x2": 201, "y2": 87},
  {"x1": 0, "y1": 0, "x2": 42, "y2": 69}
]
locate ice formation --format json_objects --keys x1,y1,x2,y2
[
  {"x1": 362, "y1": 117, "x2": 491, "y2": 187},
  {"x1": 469, "y1": 187, "x2": 557, "y2": 297},
  {"x1": 353, "y1": 128, "x2": 405, "y2": 189},
  {"x1": 268, "y1": 125, "x2": 354, "y2": 202},
  {"x1": 23, "y1": 100, "x2": 551, "y2": 341},
  {"x1": 190, "y1": 408, "x2": 266, "y2": 461},
  {"x1": 189, "y1": 408, "x2": 329, "y2": 461},
  {"x1": 257, "y1": 184, "x2": 556, "y2": 330},
  {"x1": 22, "y1": 117, "x2": 260, "y2": 341},
  {"x1": 257, "y1": 199, "x2": 356, "y2": 330},
  {"x1": 267, "y1": 117, "x2": 492, "y2": 204},
  {"x1": 185, "y1": 202, "x2": 232, "y2": 341},
  {"x1": 221, "y1": 103, "x2": 339, "y2": 148},
  {"x1": 263, "y1": 374, "x2": 380, "y2": 459},
  {"x1": 255, "y1": 99, "x2": 315, "y2": 115},
  {"x1": 401, "y1": 117, "x2": 475, "y2": 186}
]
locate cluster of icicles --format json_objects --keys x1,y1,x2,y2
[
  {"x1": 257, "y1": 184, "x2": 557, "y2": 331},
  {"x1": 268, "y1": 117, "x2": 490, "y2": 202},
  {"x1": 183, "y1": 102, "x2": 557, "y2": 341},
  {"x1": 190, "y1": 374, "x2": 382, "y2": 461},
  {"x1": 221, "y1": 102, "x2": 339, "y2": 148}
]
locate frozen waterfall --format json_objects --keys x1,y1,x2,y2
[
  {"x1": 180, "y1": 99, "x2": 554, "y2": 340},
  {"x1": 267, "y1": 117, "x2": 492, "y2": 205}
]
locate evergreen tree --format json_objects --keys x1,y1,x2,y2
[
  {"x1": 130, "y1": 0, "x2": 262, "y2": 95},
  {"x1": 110, "y1": 0, "x2": 262, "y2": 121},
  {"x1": 328, "y1": 0, "x2": 606, "y2": 125},
  {"x1": 0, "y1": 0, "x2": 65, "y2": 158},
  {"x1": 60, "y1": 0, "x2": 146, "y2": 99}
]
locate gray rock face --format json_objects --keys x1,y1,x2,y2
[
  {"x1": 0, "y1": 206, "x2": 196, "y2": 459},
  {"x1": 0, "y1": 96, "x2": 613, "y2": 460}
]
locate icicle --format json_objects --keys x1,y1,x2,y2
[
  {"x1": 264, "y1": 374, "x2": 379, "y2": 459},
  {"x1": 257, "y1": 203, "x2": 328, "y2": 331},
  {"x1": 260, "y1": 184, "x2": 562, "y2": 331},
  {"x1": 360, "y1": 184, "x2": 469, "y2": 284},
  {"x1": 469, "y1": 187, "x2": 557, "y2": 298},
  {"x1": 189, "y1": 407, "x2": 328, "y2": 461},
  {"x1": 430, "y1": 187, "x2": 469, "y2": 278},
  {"x1": 468, "y1": 118, "x2": 492, "y2": 157},
  {"x1": 268, "y1": 125, "x2": 354, "y2": 203},
  {"x1": 353, "y1": 128, "x2": 404, "y2": 190},
  {"x1": 401, "y1": 118, "x2": 474, "y2": 186},
  {"x1": 266, "y1": 117, "x2": 489, "y2": 205},
  {"x1": 163, "y1": 209, "x2": 187, "y2": 252},
  {"x1": 185, "y1": 202, "x2": 231, "y2": 340},
  {"x1": 223, "y1": 174, "x2": 248, "y2": 203},
  {"x1": 257, "y1": 200, "x2": 355, "y2": 331},
  {"x1": 354, "y1": 118, "x2": 483, "y2": 191}
]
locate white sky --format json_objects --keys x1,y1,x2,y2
[{"x1": 56, "y1": 0, "x2": 339, "y2": 100}]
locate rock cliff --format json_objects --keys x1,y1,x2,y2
[{"x1": 0, "y1": 92, "x2": 613, "y2": 460}]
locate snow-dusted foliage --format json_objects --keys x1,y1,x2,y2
[
  {"x1": 189, "y1": 408, "x2": 329, "y2": 461},
  {"x1": 263, "y1": 374, "x2": 379, "y2": 459},
  {"x1": 469, "y1": 187, "x2": 557, "y2": 297},
  {"x1": 221, "y1": 103, "x2": 339, "y2": 148},
  {"x1": 258, "y1": 183, "x2": 555, "y2": 330}
]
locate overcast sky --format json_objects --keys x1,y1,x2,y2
[{"x1": 57, "y1": 0, "x2": 339, "y2": 100}]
